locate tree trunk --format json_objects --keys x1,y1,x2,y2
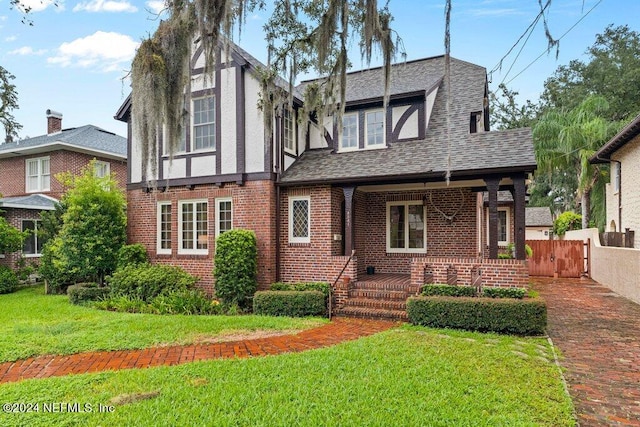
[{"x1": 581, "y1": 189, "x2": 591, "y2": 229}]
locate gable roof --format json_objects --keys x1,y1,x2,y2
[
  {"x1": 525, "y1": 207, "x2": 553, "y2": 227},
  {"x1": 0, "y1": 194, "x2": 58, "y2": 211},
  {"x1": 0, "y1": 125, "x2": 127, "y2": 160},
  {"x1": 591, "y1": 113, "x2": 640, "y2": 163}
]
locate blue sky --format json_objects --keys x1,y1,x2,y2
[{"x1": 0, "y1": 0, "x2": 637, "y2": 139}]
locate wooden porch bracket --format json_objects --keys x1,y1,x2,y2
[{"x1": 342, "y1": 186, "x2": 356, "y2": 256}]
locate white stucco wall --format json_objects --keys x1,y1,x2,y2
[
  {"x1": 309, "y1": 122, "x2": 326, "y2": 149},
  {"x1": 162, "y1": 158, "x2": 186, "y2": 179},
  {"x1": 191, "y1": 155, "x2": 216, "y2": 177},
  {"x1": 220, "y1": 67, "x2": 237, "y2": 175},
  {"x1": 526, "y1": 226, "x2": 551, "y2": 241},
  {"x1": 244, "y1": 72, "x2": 265, "y2": 173},
  {"x1": 611, "y1": 134, "x2": 640, "y2": 248},
  {"x1": 398, "y1": 110, "x2": 419, "y2": 139}
]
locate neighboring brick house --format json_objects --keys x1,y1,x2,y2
[
  {"x1": 117, "y1": 41, "x2": 535, "y2": 314},
  {"x1": 591, "y1": 113, "x2": 640, "y2": 248},
  {"x1": 0, "y1": 110, "x2": 127, "y2": 269}
]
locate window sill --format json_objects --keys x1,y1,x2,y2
[
  {"x1": 23, "y1": 254, "x2": 42, "y2": 258},
  {"x1": 284, "y1": 148, "x2": 297, "y2": 156},
  {"x1": 190, "y1": 148, "x2": 216, "y2": 155},
  {"x1": 177, "y1": 250, "x2": 209, "y2": 256},
  {"x1": 288, "y1": 242, "x2": 311, "y2": 247}
]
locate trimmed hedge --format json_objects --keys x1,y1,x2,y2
[
  {"x1": 68, "y1": 283, "x2": 110, "y2": 305},
  {"x1": 107, "y1": 264, "x2": 197, "y2": 302},
  {"x1": 481, "y1": 287, "x2": 526, "y2": 299},
  {"x1": 407, "y1": 296, "x2": 547, "y2": 335},
  {"x1": 421, "y1": 284, "x2": 477, "y2": 297},
  {"x1": 253, "y1": 290, "x2": 325, "y2": 317},
  {"x1": 270, "y1": 282, "x2": 331, "y2": 298},
  {"x1": 213, "y1": 229, "x2": 257, "y2": 308},
  {"x1": 0, "y1": 266, "x2": 19, "y2": 294}
]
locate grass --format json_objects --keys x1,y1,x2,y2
[
  {"x1": 0, "y1": 326, "x2": 575, "y2": 426},
  {"x1": 0, "y1": 285, "x2": 326, "y2": 362}
]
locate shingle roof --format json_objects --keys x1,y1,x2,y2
[
  {"x1": 0, "y1": 194, "x2": 58, "y2": 211},
  {"x1": 526, "y1": 207, "x2": 553, "y2": 227},
  {"x1": 591, "y1": 113, "x2": 640, "y2": 163},
  {"x1": 0, "y1": 125, "x2": 126, "y2": 158}
]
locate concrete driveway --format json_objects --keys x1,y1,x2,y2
[{"x1": 533, "y1": 277, "x2": 640, "y2": 426}]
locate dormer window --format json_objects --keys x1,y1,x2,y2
[
  {"x1": 365, "y1": 110, "x2": 385, "y2": 147},
  {"x1": 340, "y1": 113, "x2": 358, "y2": 151},
  {"x1": 284, "y1": 108, "x2": 296, "y2": 155}
]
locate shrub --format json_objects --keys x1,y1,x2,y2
[
  {"x1": 553, "y1": 211, "x2": 582, "y2": 236},
  {"x1": 481, "y1": 287, "x2": 526, "y2": 299},
  {"x1": 0, "y1": 266, "x2": 19, "y2": 294},
  {"x1": 40, "y1": 236, "x2": 76, "y2": 294},
  {"x1": 67, "y1": 283, "x2": 110, "y2": 305},
  {"x1": 421, "y1": 284, "x2": 477, "y2": 297},
  {"x1": 93, "y1": 295, "x2": 150, "y2": 313},
  {"x1": 116, "y1": 244, "x2": 148, "y2": 270},
  {"x1": 213, "y1": 229, "x2": 257, "y2": 308},
  {"x1": 150, "y1": 289, "x2": 221, "y2": 315},
  {"x1": 407, "y1": 296, "x2": 547, "y2": 335},
  {"x1": 253, "y1": 291, "x2": 326, "y2": 317},
  {"x1": 270, "y1": 282, "x2": 331, "y2": 298},
  {"x1": 108, "y1": 264, "x2": 198, "y2": 302}
]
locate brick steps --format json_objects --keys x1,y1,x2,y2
[
  {"x1": 351, "y1": 281, "x2": 413, "y2": 292},
  {"x1": 348, "y1": 289, "x2": 409, "y2": 300},
  {"x1": 334, "y1": 306, "x2": 408, "y2": 321},
  {"x1": 344, "y1": 298, "x2": 407, "y2": 311},
  {"x1": 335, "y1": 277, "x2": 412, "y2": 321}
]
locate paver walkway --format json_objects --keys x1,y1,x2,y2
[
  {"x1": 0, "y1": 318, "x2": 396, "y2": 384},
  {"x1": 533, "y1": 277, "x2": 640, "y2": 427}
]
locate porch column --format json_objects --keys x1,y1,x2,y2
[
  {"x1": 485, "y1": 177, "x2": 500, "y2": 259},
  {"x1": 342, "y1": 186, "x2": 356, "y2": 255},
  {"x1": 510, "y1": 175, "x2": 527, "y2": 260}
]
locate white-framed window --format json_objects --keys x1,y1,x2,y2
[
  {"x1": 192, "y1": 96, "x2": 216, "y2": 151},
  {"x1": 365, "y1": 109, "x2": 385, "y2": 147},
  {"x1": 612, "y1": 162, "x2": 620, "y2": 193},
  {"x1": 157, "y1": 202, "x2": 172, "y2": 254},
  {"x1": 215, "y1": 197, "x2": 233, "y2": 238},
  {"x1": 386, "y1": 201, "x2": 426, "y2": 253},
  {"x1": 340, "y1": 113, "x2": 359, "y2": 151},
  {"x1": 163, "y1": 124, "x2": 187, "y2": 155},
  {"x1": 289, "y1": 196, "x2": 310, "y2": 243},
  {"x1": 26, "y1": 157, "x2": 50, "y2": 192},
  {"x1": 22, "y1": 220, "x2": 44, "y2": 256},
  {"x1": 94, "y1": 161, "x2": 110, "y2": 178},
  {"x1": 284, "y1": 108, "x2": 296, "y2": 154},
  {"x1": 486, "y1": 207, "x2": 510, "y2": 246},
  {"x1": 178, "y1": 200, "x2": 208, "y2": 254}
]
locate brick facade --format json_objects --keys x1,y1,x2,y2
[{"x1": 0, "y1": 208, "x2": 44, "y2": 270}]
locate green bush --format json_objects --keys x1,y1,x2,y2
[
  {"x1": 67, "y1": 283, "x2": 110, "y2": 305},
  {"x1": 150, "y1": 289, "x2": 221, "y2": 315},
  {"x1": 108, "y1": 264, "x2": 198, "y2": 302},
  {"x1": 481, "y1": 287, "x2": 526, "y2": 299},
  {"x1": 407, "y1": 296, "x2": 547, "y2": 335},
  {"x1": 0, "y1": 266, "x2": 19, "y2": 294},
  {"x1": 270, "y1": 282, "x2": 331, "y2": 298},
  {"x1": 93, "y1": 295, "x2": 150, "y2": 313},
  {"x1": 116, "y1": 244, "x2": 148, "y2": 270},
  {"x1": 213, "y1": 229, "x2": 257, "y2": 308},
  {"x1": 40, "y1": 236, "x2": 77, "y2": 294},
  {"x1": 421, "y1": 284, "x2": 477, "y2": 297},
  {"x1": 253, "y1": 291, "x2": 326, "y2": 317},
  {"x1": 553, "y1": 211, "x2": 582, "y2": 236}
]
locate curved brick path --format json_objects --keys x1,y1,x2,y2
[
  {"x1": 0, "y1": 318, "x2": 396, "y2": 384},
  {"x1": 533, "y1": 277, "x2": 640, "y2": 426}
]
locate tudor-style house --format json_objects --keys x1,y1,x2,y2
[
  {"x1": 0, "y1": 110, "x2": 127, "y2": 269},
  {"x1": 118, "y1": 41, "x2": 535, "y2": 317}
]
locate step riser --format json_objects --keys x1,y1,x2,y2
[
  {"x1": 343, "y1": 299, "x2": 407, "y2": 310},
  {"x1": 334, "y1": 307, "x2": 408, "y2": 321},
  {"x1": 348, "y1": 290, "x2": 409, "y2": 300},
  {"x1": 353, "y1": 282, "x2": 413, "y2": 292}
]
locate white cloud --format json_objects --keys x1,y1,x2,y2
[
  {"x1": 466, "y1": 8, "x2": 524, "y2": 17},
  {"x1": 47, "y1": 31, "x2": 139, "y2": 72},
  {"x1": 145, "y1": 0, "x2": 165, "y2": 15},
  {"x1": 9, "y1": 46, "x2": 47, "y2": 55},
  {"x1": 73, "y1": 0, "x2": 137, "y2": 13},
  {"x1": 5, "y1": 35, "x2": 17, "y2": 42},
  {"x1": 17, "y1": 0, "x2": 59, "y2": 13}
]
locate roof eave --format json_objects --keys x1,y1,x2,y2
[{"x1": 590, "y1": 114, "x2": 640, "y2": 164}]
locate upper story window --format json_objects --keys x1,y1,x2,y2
[
  {"x1": 193, "y1": 96, "x2": 215, "y2": 151},
  {"x1": 284, "y1": 109, "x2": 296, "y2": 154},
  {"x1": 163, "y1": 124, "x2": 187, "y2": 155},
  {"x1": 470, "y1": 111, "x2": 482, "y2": 133},
  {"x1": 26, "y1": 157, "x2": 50, "y2": 193},
  {"x1": 340, "y1": 113, "x2": 359, "y2": 151},
  {"x1": 612, "y1": 162, "x2": 620, "y2": 193},
  {"x1": 94, "y1": 161, "x2": 110, "y2": 178},
  {"x1": 365, "y1": 110, "x2": 385, "y2": 147}
]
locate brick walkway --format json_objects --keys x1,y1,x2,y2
[
  {"x1": 0, "y1": 318, "x2": 396, "y2": 384},
  {"x1": 533, "y1": 277, "x2": 640, "y2": 426}
]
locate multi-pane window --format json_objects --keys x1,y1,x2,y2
[
  {"x1": 365, "y1": 110, "x2": 385, "y2": 146},
  {"x1": 289, "y1": 196, "x2": 310, "y2": 243},
  {"x1": 26, "y1": 157, "x2": 50, "y2": 192},
  {"x1": 94, "y1": 161, "x2": 110, "y2": 178},
  {"x1": 486, "y1": 207, "x2": 510, "y2": 246},
  {"x1": 216, "y1": 197, "x2": 233, "y2": 238},
  {"x1": 179, "y1": 200, "x2": 208, "y2": 254},
  {"x1": 193, "y1": 96, "x2": 215, "y2": 150},
  {"x1": 284, "y1": 109, "x2": 295, "y2": 154},
  {"x1": 387, "y1": 201, "x2": 426, "y2": 253},
  {"x1": 22, "y1": 220, "x2": 43, "y2": 256},
  {"x1": 157, "y1": 202, "x2": 172, "y2": 254},
  {"x1": 340, "y1": 113, "x2": 358, "y2": 150}
]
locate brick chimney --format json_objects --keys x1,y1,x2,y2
[{"x1": 46, "y1": 109, "x2": 63, "y2": 135}]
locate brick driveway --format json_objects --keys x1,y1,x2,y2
[{"x1": 533, "y1": 277, "x2": 640, "y2": 426}]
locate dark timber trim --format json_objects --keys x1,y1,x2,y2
[
  {"x1": 391, "y1": 104, "x2": 419, "y2": 141},
  {"x1": 485, "y1": 177, "x2": 501, "y2": 259},
  {"x1": 342, "y1": 186, "x2": 356, "y2": 255},
  {"x1": 127, "y1": 172, "x2": 276, "y2": 191},
  {"x1": 236, "y1": 63, "x2": 246, "y2": 175},
  {"x1": 511, "y1": 174, "x2": 527, "y2": 260},
  {"x1": 215, "y1": 49, "x2": 222, "y2": 177}
]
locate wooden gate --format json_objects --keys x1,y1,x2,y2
[{"x1": 526, "y1": 240, "x2": 585, "y2": 278}]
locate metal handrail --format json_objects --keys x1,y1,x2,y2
[{"x1": 329, "y1": 250, "x2": 356, "y2": 320}]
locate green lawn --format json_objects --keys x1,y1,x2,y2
[
  {"x1": 0, "y1": 285, "x2": 326, "y2": 362},
  {"x1": 0, "y1": 327, "x2": 575, "y2": 426}
]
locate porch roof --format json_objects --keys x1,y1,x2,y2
[
  {"x1": 0, "y1": 194, "x2": 58, "y2": 211},
  {"x1": 279, "y1": 127, "x2": 535, "y2": 186}
]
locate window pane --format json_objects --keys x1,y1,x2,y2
[
  {"x1": 193, "y1": 97, "x2": 215, "y2": 150},
  {"x1": 408, "y1": 205, "x2": 425, "y2": 248},
  {"x1": 196, "y1": 202, "x2": 208, "y2": 249},
  {"x1": 389, "y1": 205, "x2": 405, "y2": 248},
  {"x1": 292, "y1": 199, "x2": 309, "y2": 238},
  {"x1": 22, "y1": 220, "x2": 36, "y2": 254},
  {"x1": 367, "y1": 111, "x2": 384, "y2": 146},
  {"x1": 284, "y1": 109, "x2": 295, "y2": 152},
  {"x1": 160, "y1": 204, "x2": 172, "y2": 250},
  {"x1": 341, "y1": 114, "x2": 358, "y2": 149},
  {"x1": 218, "y1": 200, "x2": 232, "y2": 235},
  {"x1": 498, "y1": 211, "x2": 507, "y2": 242},
  {"x1": 182, "y1": 203, "x2": 194, "y2": 249}
]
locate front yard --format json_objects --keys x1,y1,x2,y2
[{"x1": 0, "y1": 285, "x2": 325, "y2": 362}]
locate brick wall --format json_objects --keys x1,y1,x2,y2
[
  {"x1": 410, "y1": 257, "x2": 529, "y2": 290},
  {"x1": 126, "y1": 180, "x2": 276, "y2": 294},
  {"x1": 0, "y1": 208, "x2": 45, "y2": 270},
  {"x1": 0, "y1": 150, "x2": 127, "y2": 199}
]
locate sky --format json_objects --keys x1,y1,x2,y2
[{"x1": 0, "y1": 0, "x2": 638, "y2": 140}]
